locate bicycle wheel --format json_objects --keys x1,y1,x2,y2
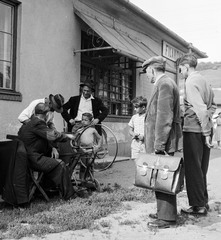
[
  {"x1": 71, "y1": 124, "x2": 118, "y2": 172},
  {"x1": 93, "y1": 124, "x2": 118, "y2": 172}
]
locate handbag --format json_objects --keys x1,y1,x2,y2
[{"x1": 134, "y1": 153, "x2": 184, "y2": 195}]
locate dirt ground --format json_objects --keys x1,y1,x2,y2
[
  {"x1": 21, "y1": 148, "x2": 221, "y2": 240},
  {"x1": 95, "y1": 147, "x2": 221, "y2": 189}
]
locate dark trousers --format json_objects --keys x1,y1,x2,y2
[
  {"x1": 183, "y1": 132, "x2": 210, "y2": 207},
  {"x1": 45, "y1": 161, "x2": 75, "y2": 200},
  {"x1": 156, "y1": 192, "x2": 177, "y2": 221},
  {"x1": 155, "y1": 151, "x2": 177, "y2": 222}
]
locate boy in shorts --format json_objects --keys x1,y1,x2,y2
[
  {"x1": 128, "y1": 96, "x2": 147, "y2": 159},
  {"x1": 72, "y1": 113, "x2": 102, "y2": 180}
]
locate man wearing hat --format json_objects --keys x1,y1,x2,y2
[
  {"x1": 18, "y1": 94, "x2": 64, "y2": 129},
  {"x1": 18, "y1": 103, "x2": 77, "y2": 200},
  {"x1": 142, "y1": 56, "x2": 182, "y2": 228},
  {"x1": 61, "y1": 81, "x2": 108, "y2": 132}
]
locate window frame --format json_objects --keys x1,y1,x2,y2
[
  {"x1": 81, "y1": 57, "x2": 135, "y2": 119},
  {"x1": 0, "y1": 0, "x2": 21, "y2": 101}
]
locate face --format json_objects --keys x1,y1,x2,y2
[
  {"x1": 179, "y1": 64, "x2": 189, "y2": 79},
  {"x1": 48, "y1": 102, "x2": 54, "y2": 112},
  {"x1": 134, "y1": 105, "x2": 146, "y2": 115},
  {"x1": 82, "y1": 115, "x2": 91, "y2": 126},
  {"x1": 144, "y1": 66, "x2": 155, "y2": 83},
  {"x1": 82, "y1": 86, "x2": 92, "y2": 99}
]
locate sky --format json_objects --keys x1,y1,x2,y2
[{"x1": 130, "y1": 0, "x2": 221, "y2": 62}]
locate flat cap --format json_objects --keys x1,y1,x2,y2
[{"x1": 142, "y1": 56, "x2": 166, "y2": 69}]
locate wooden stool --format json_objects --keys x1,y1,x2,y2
[{"x1": 29, "y1": 169, "x2": 49, "y2": 202}]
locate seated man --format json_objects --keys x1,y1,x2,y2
[
  {"x1": 18, "y1": 102, "x2": 76, "y2": 200},
  {"x1": 72, "y1": 112, "x2": 102, "y2": 180}
]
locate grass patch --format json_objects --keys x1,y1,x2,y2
[{"x1": 0, "y1": 185, "x2": 154, "y2": 239}]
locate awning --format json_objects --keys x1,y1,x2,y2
[{"x1": 74, "y1": 10, "x2": 154, "y2": 62}]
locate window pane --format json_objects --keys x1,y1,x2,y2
[
  {"x1": 0, "y1": 2, "x2": 12, "y2": 33},
  {"x1": 0, "y1": 32, "x2": 12, "y2": 61},
  {"x1": 0, "y1": 61, "x2": 12, "y2": 89}
]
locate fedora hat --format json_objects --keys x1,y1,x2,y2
[
  {"x1": 80, "y1": 80, "x2": 95, "y2": 91},
  {"x1": 49, "y1": 94, "x2": 64, "y2": 113}
]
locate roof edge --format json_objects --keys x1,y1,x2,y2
[{"x1": 120, "y1": 0, "x2": 207, "y2": 59}]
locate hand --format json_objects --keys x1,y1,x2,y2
[
  {"x1": 91, "y1": 118, "x2": 99, "y2": 125},
  {"x1": 93, "y1": 145, "x2": 100, "y2": 153},
  {"x1": 205, "y1": 135, "x2": 213, "y2": 148},
  {"x1": 154, "y1": 149, "x2": 165, "y2": 155},
  {"x1": 138, "y1": 134, "x2": 144, "y2": 141},
  {"x1": 65, "y1": 133, "x2": 75, "y2": 140},
  {"x1": 51, "y1": 147, "x2": 59, "y2": 159},
  {"x1": 133, "y1": 133, "x2": 139, "y2": 139},
  {"x1": 69, "y1": 119, "x2": 75, "y2": 125},
  {"x1": 22, "y1": 119, "x2": 31, "y2": 125}
]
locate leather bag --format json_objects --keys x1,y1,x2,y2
[{"x1": 134, "y1": 153, "x2": 184, "y2": 195}]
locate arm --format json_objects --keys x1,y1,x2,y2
[
  {"x1": 93, "y1": 98, "x2": 109, "y2": 124},
  {"x1": 33, "y1": 121, "x2": 68, "y2": 142},
  {"x1": 155, "y1": 82, "x2": 174, "y2": 151},
  {"x1": 61, "y1": 98, "x2": 73, "y2": 124},
  {"x1": 18, "y1": 99, "x2": 41, "y2": 123},
  {"x1": 186, "y1": 80, "x2": 216, "y2": 136},
  {"x1": 129, "y1": 126, "x2": 135, "y2": 138},
  {"x1": 128, "y1": 116, "x2": 136, "y2": 138}
]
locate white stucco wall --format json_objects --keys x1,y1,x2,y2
[{"x1": 0, "y1": 0, "x2": 81, "y2": 139}]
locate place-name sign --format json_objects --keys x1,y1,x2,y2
[{"x1": 162, "y1": 41, "x2": 184, "y2": 62}]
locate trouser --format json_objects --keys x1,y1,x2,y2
[
  {"x1": 156, "y1": 192, "x2": 177, "y2": 221},
  {"x1": 183, "y1": 132, "x2": 211, "y2": 207},
  {"x1": 131, "y1": 139, "x2": 146, "y2": 159},
  {"x1": 45, "y1": 161, "x2": 75, "y2": 200},
  {"x1": 155, "y1": 151, "x2": 177, "y2": 222}
]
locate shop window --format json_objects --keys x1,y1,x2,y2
[
  {"x1": 81, "y1": 30, "x2": 134, "y2": 117},
  {"x1": 0, "y1": 0, "x2": 21, "y2": 101}
]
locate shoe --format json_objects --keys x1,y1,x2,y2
[
  {"x1": 149, "y1": 213, "x2": 158, "y2": 219},
  {"x1": 66, "y1": 192, "x2": 78, "y2": 201},
  {"x1": 147, "y1": 219, "x2": 176, "y2": 229},
  {"x1": 181, "y1": 206, "x2": 207, "y2": 215}
]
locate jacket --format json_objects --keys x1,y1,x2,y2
[
  {"x1": 144, "y1": 75, "x2": 182, "y2": 153},
  {"x1": 61, "y1": 95, "x2": 109, "y2": 131},
  {"x1": 183, "y1": 71, "x2": 216, "y2": 136},
  {"x1": 18, "y1": 116, "x2": 68, "y2": 172}
]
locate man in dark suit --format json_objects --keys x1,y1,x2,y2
[
  {"x1": 61, "y1": 82, "x2": 108, "y2": 132},
  {"x1": 142, "y1": 56, "x2": 182, "y2": 229},
  {"x1": 18, "y1": 103, "x2": 76, "y2": 201}
]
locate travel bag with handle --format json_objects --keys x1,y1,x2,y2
[{"x1": 134, "y1": 153, "x2": 184, "y2": 195}]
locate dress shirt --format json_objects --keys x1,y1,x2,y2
[
  {"x1": 75, "y1": 95, "x2": 94, "y2": 121},
  {"x1": 18, "y1": 98, "x2": 54, "y2": 125}
]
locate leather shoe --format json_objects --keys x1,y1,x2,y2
[
  {"x1": 181, "y1": 206, "x2": 207, "y2": 215},
  {"x1": 147, "y1": 219, "x2": 176, "y2": 229},
  {"x1": 149, "y1": 213, "x2": 158, "y2": 219}
]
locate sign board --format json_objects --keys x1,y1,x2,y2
[{"x1": 162, "y1": 41, "x2": 184, "y2": 62}]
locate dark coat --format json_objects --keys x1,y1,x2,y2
[
  {"x1": 61, "y1": 95, "x2": 109, "y2": 131},
  {"x1": 18, "y1": 117, "x2": 68, "y2": 172},
  {"x1": 145, "y1": 75, "x2": 182, "y2": 154}
]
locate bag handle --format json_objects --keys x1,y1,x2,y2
[{"x1": 154, "y1": 150, "x2": 169, "y2": 156}]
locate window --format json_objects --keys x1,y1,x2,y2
[
  {"x1": 0, "y1": 0, "x2": 21, "y2": 101},
  {"x1": 81, "y1": 30, "x2": 134, "y2": 117}
]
